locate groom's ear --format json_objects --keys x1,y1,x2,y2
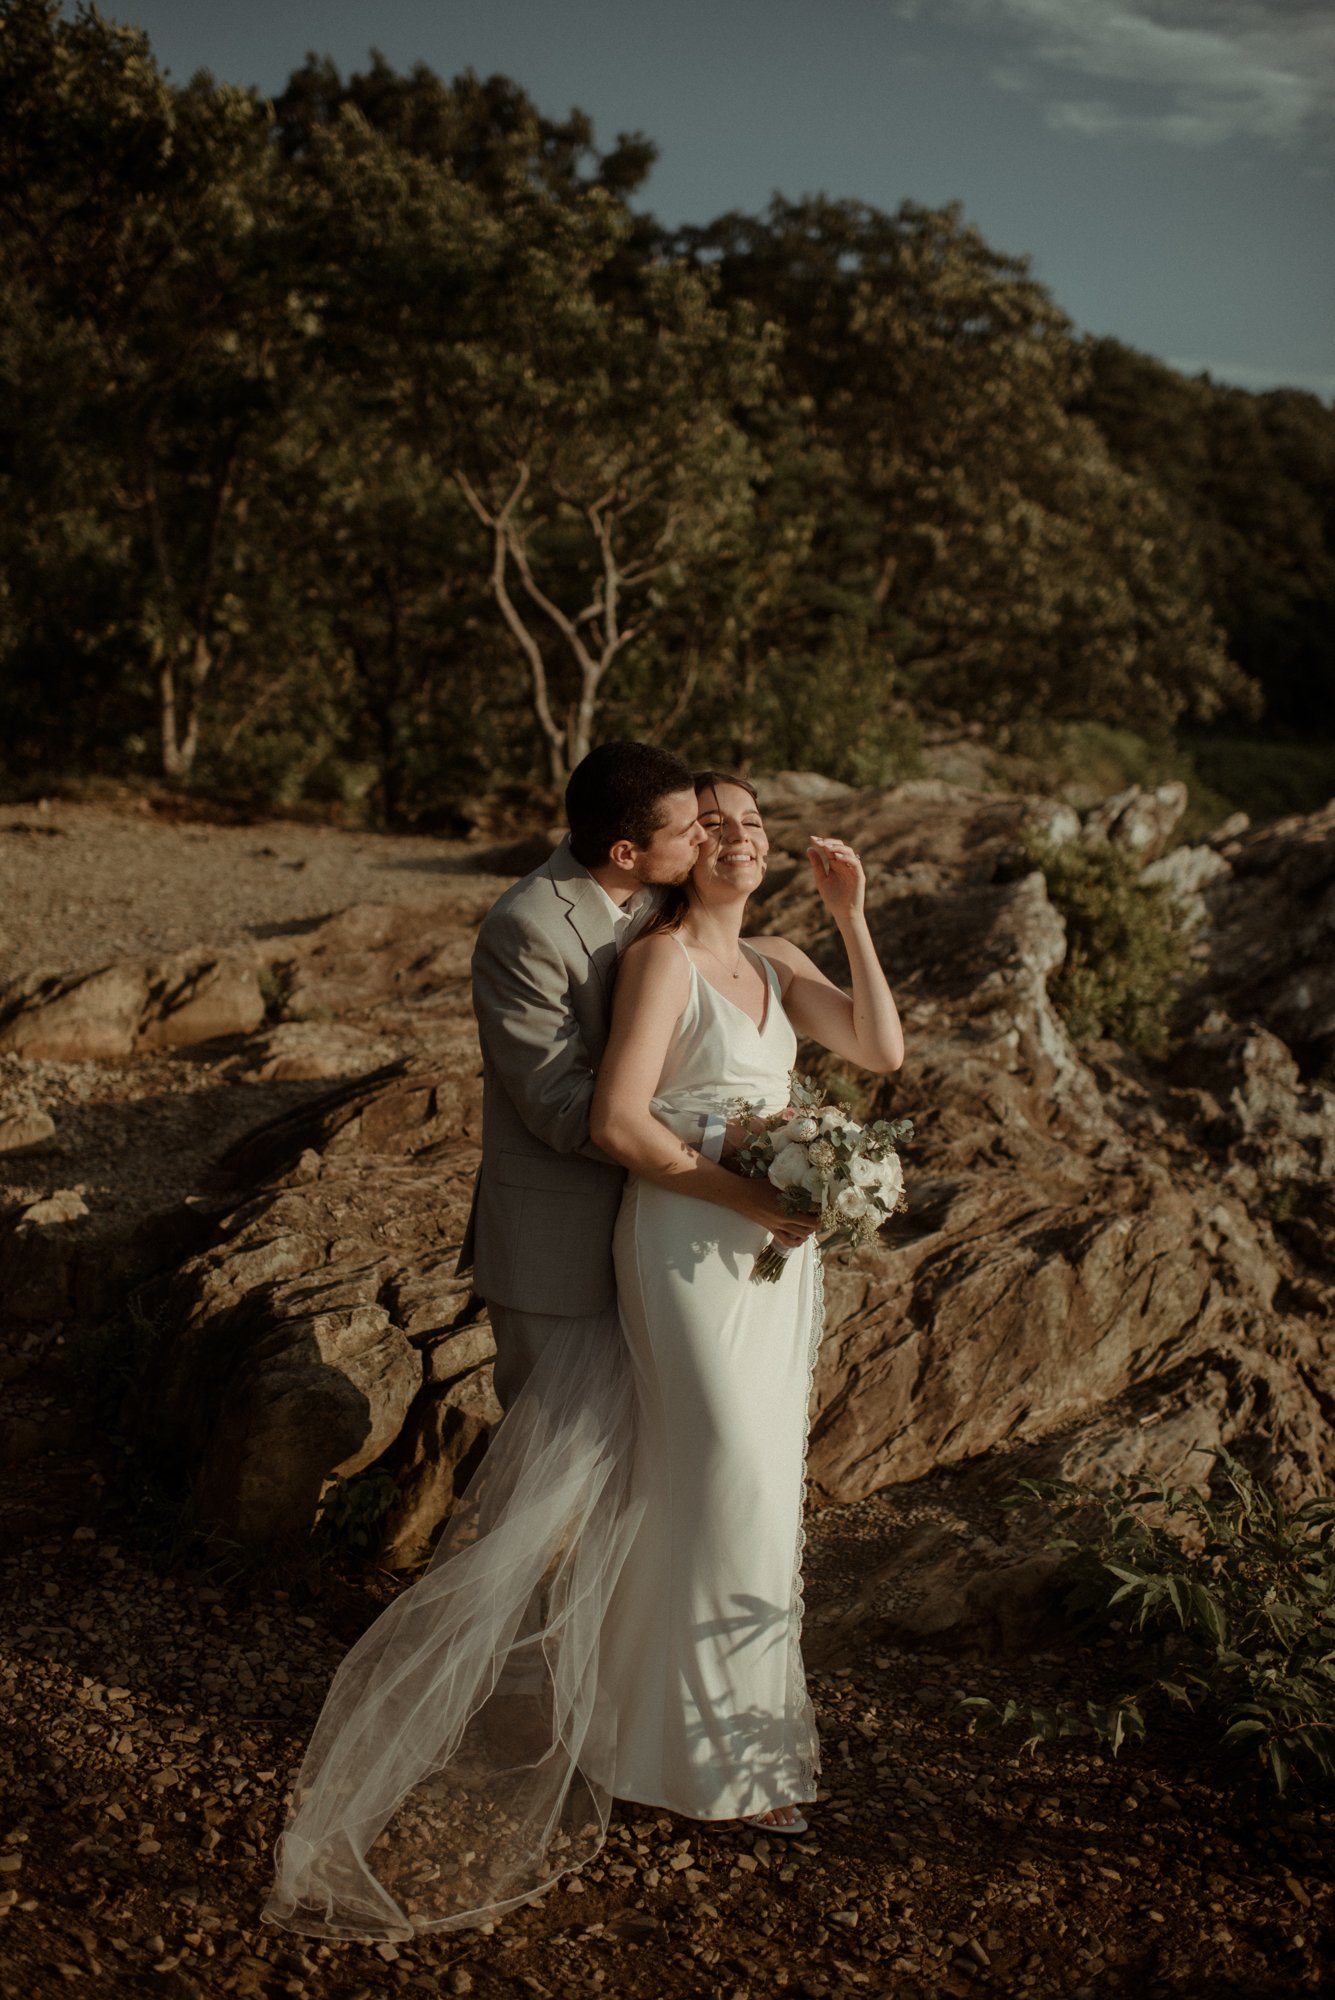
[{"x1": 607, "y1": 836, "x2": 638, "y2": 872}]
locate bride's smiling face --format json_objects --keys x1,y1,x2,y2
[{"x1": 692, "y1": 782, "x2": 768, "y2": 899}]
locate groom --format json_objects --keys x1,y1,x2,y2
[{"x1": 458, "y1": 740, "x2": 711, "y2": 1407}]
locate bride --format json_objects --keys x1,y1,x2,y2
[
  {"x1": 591, "y1": 772, "x2": 903, "y2": 1833},
  {"x1": 264, "y1": 771, "x2": 903, "y2": 1938}
]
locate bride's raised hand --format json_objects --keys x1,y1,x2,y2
[{"x1": 807, "y1": 835, "x2": 866, "y2": 920}]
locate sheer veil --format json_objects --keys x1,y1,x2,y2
[{"x1": 263, "y1": 1311, "x2": 643, "y2": 1939}]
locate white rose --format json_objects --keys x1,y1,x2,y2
[
  {"x1": 774, "y1": 1114, "x2": 820, "y2": 1146},
  {"x1": 769, "y1": 1142, "x2": 813, "y2": 1191},
  {"x1": 869, "y1": 1155, "x2": 904, "y2": 1207},
  {"x1": 848, "y1": 1153, "x2": 883, "y2": 1188},
  {"x1": 835, "y1": 1185, "x2": 872, "y2": 1220}
]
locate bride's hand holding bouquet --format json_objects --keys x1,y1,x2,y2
[{"x1": 731, "y1": 1073, "x2": 912, "y2": 1283}]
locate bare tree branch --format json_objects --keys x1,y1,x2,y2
[{"x1": 453, "y1": 463, "x2": 567, "y2": 781}]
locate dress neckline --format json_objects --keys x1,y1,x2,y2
[{"x1": 674, "y1": 934, "x2": 774, "y2": 1036}]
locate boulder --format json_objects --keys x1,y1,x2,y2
[
  {"x1": 752, "y1": 771, "x2": 856, "y2": 810},
  {"x1": 0, "y1": 1188, "x2": 212, "y2": 1330},
  {"x1": 228, "y1": 1020, "x2": 402, "y2": 1083},
  {"x1": 15, "y1": 1187, "x2": 88, "y2": 1227},
  {"x1": 1173, "y1": 1017, "x2": 1335, "y2": 1184},
  {"x1": 142, "y1": 1087, "x2": 483, "y2": 1546},
  {"x1": 267, "y1": 894, "x2": 493, "y2": 1024},
  {"x1": 0, "y1": 946, "x2": 265, "y2": 1060},
  {"x1": 1081, "y1": 782, "x2": 1188, "y2": 857},
  {"x1": 192, "y1": 1302, "x2": 422, "y2": 1547},
  {"x1": 139, "y1": 949, "x2": 265, "y2": 1048},
  {"x1": 1194, "y1": 800, "x2": 1335, "y2": 1067},
  {"x1": 0, "y1": 962, "x2": 150, "y2": 1060},
  {"x1": 0, "y1": 1110, "x2": 56, "y2": 1153},
  {"x1": 746, "y1": 785, "x2": 1334, "y2": 1507},
  {"x1": 377, "y1": 1364, "x2": 503, "y2": 1570},
  {"x1": 1142, "y1": 842, "x2": 1232, "y2": 926}
]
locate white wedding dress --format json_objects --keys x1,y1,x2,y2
[
  {"x1": 602, "y1": 941, "x2": 822, "y2": 1818},
  {"x1": 264, "y1": 940, "x2": 822, "y2": 1939}
]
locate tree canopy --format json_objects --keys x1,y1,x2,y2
[{"x1": 2, "y1": 0, "x2": 1329, "y2": 820}]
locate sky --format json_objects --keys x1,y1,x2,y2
[{"x1": 91, "y1": 0, "x2": 1334, "y2": 400}]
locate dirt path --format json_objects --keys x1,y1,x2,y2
[
  {"x1": 0, "y1": 798, "x2": 475, "y2": 983},
  {"x1": 0, "y1": 798, "x2": 1329, "y2": 2000}
]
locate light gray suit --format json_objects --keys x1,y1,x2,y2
[{"x1": 458, "y1": 837, "x2": 643, "y2": 1401}]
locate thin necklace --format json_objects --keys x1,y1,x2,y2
[{"x1": 685, "y1": 930, "x2": 746, "y2": 980}]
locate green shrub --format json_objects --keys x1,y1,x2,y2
[
  {"x1": 963, "y1": 1452, "x2": 1335, "y2": 1800},
  {"x1": 316, "y1": 1469, "x2": 399, "y2": 1553},
  {"x1": 1005, "y1": 720, "x2": 1231, "y2": 835},
  {"x1": 1182, "y1": 733, "x2": 1335, "y2": 826},
  {"x1": 1023, "y1": 835, "x2": 1194, "y2": 1051}
]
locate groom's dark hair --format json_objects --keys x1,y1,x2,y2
[{"x1": 565, "y1": 741, "x2": 695, "y2": 867}]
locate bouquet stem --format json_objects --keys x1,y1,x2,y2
[
  {"x1": 751, "y1": 1241, "x2": 792, "y2": 1284},
  {"x1": 751, "y1": 1226, "x2": 857, "y2": 1285}
]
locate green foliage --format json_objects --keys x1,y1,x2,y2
[
  {"x1": 964, "y1": 1453, "x2": 1335, "y2": 1801},
  {"x1": 80, "y1": 1293, "x2": 168, "y2": 1433},
  {"x1": 1022, "y1": 834, "x2": 1194, "y2": 1050},
  {"x1": 0, "y1": 6, "x2": 1325, "y2": 815},
  {"x1": 316, "y1": 1469, "x2": 399, "y2": 1553},
  {"x1": 1079, "y1": 340, "x2": 1335, "y2": 738},
  {"x1": 1180, "y1": 733, "x2": 1335, "y2": 828},
  {"x1": 685, "y1": 198, "x2": 1254, "y2": 738}
]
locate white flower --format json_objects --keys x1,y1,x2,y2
[
  {"x1": 848, "y1": 1153, "x2": 883, "y2": 1189},
  {"x1": 774, "y1": 1114, "x2": 820, "y2": 1146},
  {"x1": 818, "y1": 1109, "x2": 856, "y2": 1137},
  {"x1": 769, "y1": 1142, "x2": 813, "y2": 1191},
  {"x1": 835, "y1": 1185, "x2": 872, "y2": 1221},
  {"x1": 867, "y1": 1155, "x2": 904, "y2": 1207}
]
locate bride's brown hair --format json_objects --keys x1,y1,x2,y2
[{"x1": 638, "y1": 770, "x2": 763, "y2": 940}]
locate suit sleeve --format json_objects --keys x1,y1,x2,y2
[{"x1": 472, "y1": 903, "x2": 618, "y2": 1164}]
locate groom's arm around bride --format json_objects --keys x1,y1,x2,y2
[{"x1": 457, "y1": 741, "x2": 707, "y2": 1407}]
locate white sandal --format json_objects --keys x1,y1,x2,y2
[{"x1": 740, "y1": 1807, "x2": 808, "y2": 1836}]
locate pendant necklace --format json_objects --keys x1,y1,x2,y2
[{"x1": 688, "y1": 932, "x2": 745, "y2": 980}]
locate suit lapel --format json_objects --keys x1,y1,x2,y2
[{"x1": 549, "y1": 839, "x2": 620, "y2": 995}]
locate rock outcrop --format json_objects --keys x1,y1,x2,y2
[
  {"x1": 137, "y1": 1067, "x2": 486, "y2": 1549},
  {"x1": 0, "y1": 947, "x2": 265, "y2": 1060},
  {"x1": 738, "y1": 784, "x2": 1333, "y2": 1508},
  {"x1": 7, "y1": 779, "x2": 1332, "y2": 1558}
]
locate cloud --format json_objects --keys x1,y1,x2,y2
[{"x1": 954, "y1": 1, "x2": 1335, "y2": 150}]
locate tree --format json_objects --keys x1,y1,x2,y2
[
  {"x1": 0, "y1": 1, "x2": 324, "y2": 779},
  {"x1": 681, "y1": 198, "x2": 1254, "y2": 735},
  {"x1": 1079, "y1": 340, "x2": 1335, "y2": 735},
  {"x1": 288, "y1": 94, "x2": 774, "y2": 784}
]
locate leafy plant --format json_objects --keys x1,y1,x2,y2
[
  {"x1": 80, "y1": 1293, "x2": 169, "y2": 1431},
  {"x1": 963, "y1": 1451, "x2": 1335, "y2": 1800},
  {"x1": 1022, "y1": 834, "x2": 1194, "y2": 1050},
  {"x1": 316, "y1": 1469, "x2": 399, "y2": 1553}
]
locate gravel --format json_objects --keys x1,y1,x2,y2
[{"x1": 0, "y1": 798, "x2": 472, "y2": 985}]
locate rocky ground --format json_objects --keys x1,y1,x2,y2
[
  {"x1": 2, "y1": 1442, "x2": 1329, "y2": 2000},
  {"x1": 1, "y1": 789, "x2": 1332, "y2": 2000}
]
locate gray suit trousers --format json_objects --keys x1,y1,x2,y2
[{"x1": 487, "y1": 1302, "x2": 624, "y2": 1413}]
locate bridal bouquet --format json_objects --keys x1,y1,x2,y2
[{"x1": 730, "y1": 1074, "x2": 912, "y2": 1283}]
